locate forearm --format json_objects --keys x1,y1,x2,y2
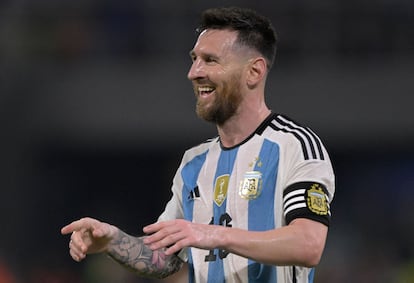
[
  {"x1": 218, "y1": 219, "x2": 328, "y2": 267},
  {"x1": 106, "y1": 229, "x2": 183, "y2": 279}
]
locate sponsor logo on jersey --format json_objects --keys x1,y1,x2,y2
[
  {"x1": 306, "y1": 183, "x2": 328, "y2": 215},
  {"x1": 239, "y1": 171, "x2": 263, "y2": 200},
  {"x1": 214, "y1": 174, "x2": 229, "y2": 206}
]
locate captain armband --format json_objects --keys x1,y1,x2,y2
[{"x1": 283, "y1": 182, "x2": 331, "y2": 226}]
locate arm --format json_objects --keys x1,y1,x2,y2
[
  {"x1": 61, "y1": 217, "x2": 183, "y2": 279},
  {"x1": 215, "y1": 218, "x2": 327, "y2": 267},
  {"x1": 107, "y1": 229, "x2": 183, "y2": 278},
  {"x1": 143, "y1": 217, "x2": 327, "y2": 268}
]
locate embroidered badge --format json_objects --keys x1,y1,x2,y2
[
  {"x1": 239, "y1": 171, "x2": 263, "y2": 200},
  {"x1": 306, "y1": 183, "x2": 328, "y2": 215},
  {"x1": 214, "y1": 174, "x2": 229, "y2": 206}
]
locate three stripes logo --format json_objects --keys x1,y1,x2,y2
[{"x1": 270, "y1": 115, "x2": 325, "y2": 161}]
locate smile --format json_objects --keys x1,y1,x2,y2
[{"x1": 198, "y1": 86, "x2": 215, "y2": 97}]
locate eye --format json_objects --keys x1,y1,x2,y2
[
  {"x1": 189, "y1": 51, "x2": 197, "y2": 62},
  {"x1": 205, "y1": 56, "x2": 217, "y2": 64}
]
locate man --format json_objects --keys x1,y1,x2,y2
[{"x1": 61, "y1": 6, "x2": 335, "y2": 283}]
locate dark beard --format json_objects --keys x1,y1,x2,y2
[{"x1": 196, "y1": 74, "x2": 242, "y2": 125}]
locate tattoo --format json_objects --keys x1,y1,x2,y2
[{"x1": 106, "y1": 230, "x2": 183, "y2": 279}]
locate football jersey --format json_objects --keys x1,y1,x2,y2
[{"x1": 158, "y1": 113, "x2": 335, "y2": 283}]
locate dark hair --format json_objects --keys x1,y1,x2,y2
[{"x1": 197, "y1": 7, "x2": 277, "y2": 69}]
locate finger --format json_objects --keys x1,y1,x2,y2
[
  {"x1": 61, "y1": 223, "x2": 75, "y2": 235},
  {"x1": 143, "y1": 220, "x2": 179, "y2": 238},
  {"x1": 146, "y1": 229, "x2": 187, "y2": 251},
  {"x1": 61, "y1": 219, "x2": 86, "y2": 235},
  {"x1": 144, "y1": 222, "x2": 186, "y2": 250},
  {"x1": 69, "y1": 239, "x2": 82, "y2": 256},
  {"x1": 143, "y1": 222, "x2": 163, "y2": 234},
  {"x1": 69, "y1": 246, "x2": 85, "y2": 262},
  {"x1": 61, "y1": 217, "x2": 98, "y2": 235},
  {"x1": 70, "y1": 230, "x2": 88, "y2": 253},
  {"x1": 143, "y1": 228, "x2": 170, "y2": 245},
  {"x1": 165, "y1": 243, "x2": 183, "y2": 256},
  {"x1": 69, "y1": 237, "x2": 87, "y2": 261}
]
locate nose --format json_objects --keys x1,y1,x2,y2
[{"x1": 187, "y1": 59, "x2": 204, "y2": 81}]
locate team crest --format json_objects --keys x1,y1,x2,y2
[
  {"x1": 306, "y1": 184, "x2": 328, "y2": 215},
  {"x1": 239, "y1": 171, "x2": 263, "y2": 200},
  {"x1": 214, "y1": 174, "x2": 230, "y2": 206}
]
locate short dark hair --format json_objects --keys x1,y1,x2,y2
[{"x1": 197, "y1": 7, "x2": 277, "y2": 69}]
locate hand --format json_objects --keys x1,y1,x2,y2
[
  {"x1": 143, "y1": 219, "x2": 224, "y2": 256},
  {"x1": 61, "y1": 217, "x2": 117, "y2": 262}
]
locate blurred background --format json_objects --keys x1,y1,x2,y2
[{"x1": 0, "y1": 0, "x2": 413, "y2": 282}]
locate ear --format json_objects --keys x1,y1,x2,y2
[{"x1": 246, "y1": 57, "x2": 267, "y2": 89}]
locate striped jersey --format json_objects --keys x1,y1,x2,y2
[{"x1": 158, "y1": 113, "x2": 335, "y2": 283}]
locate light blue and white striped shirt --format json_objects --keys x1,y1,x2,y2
[{"x1": 158, "y1": 113, "x2": 335, "y2": 283}]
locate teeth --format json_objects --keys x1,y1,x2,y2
[{"x1": 198, "y1": 86, "x2": 215, "y2": 92}]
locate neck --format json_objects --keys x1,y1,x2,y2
[{"x1": 217, "y1": 105, "x2": 271, "y2": 148}]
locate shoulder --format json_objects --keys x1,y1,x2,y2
[
  {"x1": 181, "y1": 136, "x2": 219, "y2": 164},
  {"x1": 261, "y1": 113, "x2": 327, "y2": 161}
]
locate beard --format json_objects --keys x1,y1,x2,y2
[{"x1": 195, "y1": 74, "x2": 243, "y2": 126}]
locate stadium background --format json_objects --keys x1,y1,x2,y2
[{"x1": 0, "y1": 0, "x2": 413, "y2": 282}]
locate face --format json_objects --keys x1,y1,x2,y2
[{"x1": 188, "y1": 29, "x2": 247, "y2": 125}]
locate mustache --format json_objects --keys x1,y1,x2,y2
[{"x1": 192, "y1": 78, "x2": 215, "y2": 86}]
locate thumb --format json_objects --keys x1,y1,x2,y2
[
  {"x1": 91, "y1": 227, "x2": 106, "y2": 238},
  {"x1": 91, "y1": 222, "x2": 117, "y2": 239}
]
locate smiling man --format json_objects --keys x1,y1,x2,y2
[{"x1": 62, "y1": 7, "x2": 335, "y2": 283}]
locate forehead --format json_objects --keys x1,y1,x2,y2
[{"x1": 191, "y1": 29, "x2": 239, "y2": 55}]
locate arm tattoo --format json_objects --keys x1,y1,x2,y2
[{"x1": 106, "y1": 230, "x2": 183, "y2": 279}]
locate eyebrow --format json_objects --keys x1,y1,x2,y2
[{"x1": 189, "y1": 50, "x2": 220, "y2": 61}]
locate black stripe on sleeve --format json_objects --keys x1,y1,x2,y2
[
  {"x1": 272, "y1": 115, "x2": 326, "y2": 161},
  {"x1": 276, "y1": 116, "x2": 318, "y2": 159},
  {"x1": 270, "y1": 122, "x2": 309, "y2": 160}
]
